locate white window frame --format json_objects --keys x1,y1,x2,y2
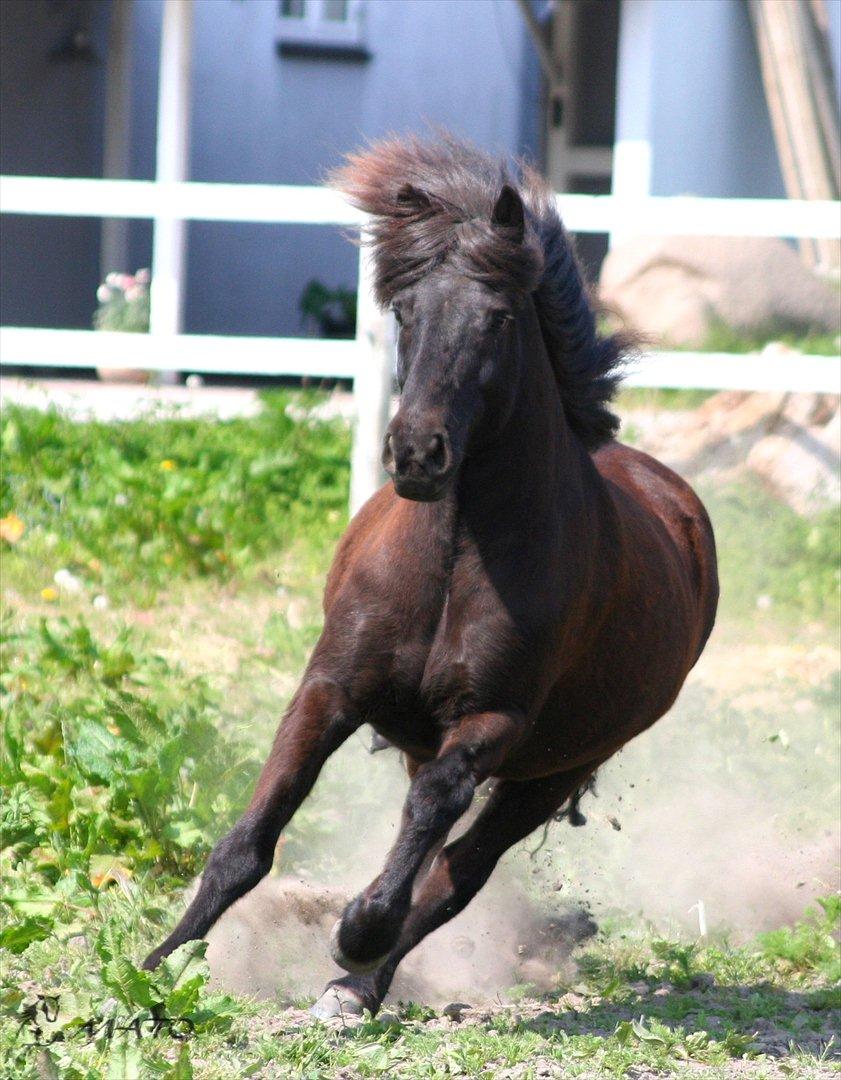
[{"x1": 277, "y1": 0, "x2": 366, "y2": 49}]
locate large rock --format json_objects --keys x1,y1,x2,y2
[
  {"x1": 600, "y1": 236, "x2": 841, "y2": 347},
  {"x1": 746, "y1": 405, "x2": 840, "y2": 514},
  {"x1": 629, "y1": 390, "x2": 840, "y2": 514}
]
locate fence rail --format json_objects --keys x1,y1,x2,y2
[
  {"x1": 2, "y1": 327, "x2": 837, "y2": 395},
  {"x1": 1, "y1": 174, "x2": 839, "y2": 509},
  {"x1": 2, "y1": 174, "x2": 840, "y2": 237}
]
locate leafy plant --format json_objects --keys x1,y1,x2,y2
[
  {"x1": 299, "y1": 280, "x2": 356, "y2": 339},
  {"x1": 93, "y1": 271, "x2": 151, "y2": 334},
  {"x1": 1, "y1": 615, "x2": 260, "y2": 952},
  {"x1": 758, "y1": 895, "x2": 841, "y2": 981},
  {"x1": 0, "y1": 393, "x2": 349, "y2": 599}
]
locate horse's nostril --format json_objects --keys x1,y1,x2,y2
[
  {"x1": 382, "y1": 431, "x2": 395, "y2": 472},
  {"x1": 427, "y1": 432, "x2": 449, "y2": 474}
]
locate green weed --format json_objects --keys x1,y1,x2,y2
[
  {"x1": 1, "y1": 393, "x2": 349, "y2": 601},
  {"x1": 758, "y1": 895, "x2": 841, "y2": 982}
]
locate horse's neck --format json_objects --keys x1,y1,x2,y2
[{"x1": 457, "y1": 305, "x2": 583, "y2": 528}]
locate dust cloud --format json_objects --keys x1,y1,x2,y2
[
  {"x1": 203, "y1": 640, "x2": 839, "y2": 1005},
  {"x1": 205, "y1": 868, "x2": 595, "y2": 1008}
]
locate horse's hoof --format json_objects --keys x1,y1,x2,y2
[
  {"x1": 329, "y1": 919, "x2": 388, "y2": 975},
  {"x1": 143, "y1": 948, "x2": 164, "y2": 971},
  {"x1": 310, "y1": 984, "x2": 366, "y2": 1020}
]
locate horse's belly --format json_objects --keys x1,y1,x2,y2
[{"x1": 494, "y1": 606, "x2": 697, "y2": 780}]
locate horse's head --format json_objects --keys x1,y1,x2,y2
[{"x1": 382, "y1": 184, "x2": 537, "y2": 502}]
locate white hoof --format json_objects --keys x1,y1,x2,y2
[{"x1": 309, "y1": 984, "x2": 365, "y2": 1020}]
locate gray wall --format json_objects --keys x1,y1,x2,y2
[
  {"x1": 130, "y1": 0, "x2": 539, "y2": 338},
  {"x1": 0, "y1": 0, "x2": 109, "y2": 329}
]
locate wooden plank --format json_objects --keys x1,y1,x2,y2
[
  {"x1": 2, "y1": 328, "x2": 837, "y2": 395},
  {"x1": 624, "y1": 350, "x2": 840, "y2": 394},
  {"x1": 0, "y1": 176, "x2": 364, "y2": 226},
  {"x1": 1, "y1": 176, "x2": 838, "y2": 238},
  {"x1": 0, "y1": 327, "x2": 359, "y2": 379},
  {"x1": 349, "y1": 248, "x2": 394, "y2": 516},
  {"x1": 748, "y1": 0, "x2": 840, "y2": 267}
]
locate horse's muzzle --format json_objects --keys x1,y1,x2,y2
[{"x1": 382, "y1": 424, "x2": 455, "y2": 501}]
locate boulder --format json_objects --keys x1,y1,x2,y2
[
  {"x1": 747, "y1": 406, "x2": 840, "y2": 514},
  {"x1": 599, "y1": 236, "x2": 841, "y2": 347},
  {"x1": 629, "y1": 390, "x2": 840, "y2": 514}
]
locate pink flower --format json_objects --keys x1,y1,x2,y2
[
  {"x1": 97, "y1": 285, "x2": 112, "y2": 303},
  {"x1": 125, "y1": 285, "x2": 143, "y2": 303},
  {"x1": 135, "y1": 268, "x2": 151, "y2": 284}
]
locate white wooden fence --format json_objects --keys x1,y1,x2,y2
[{"x1": 1, "y1": 175, "x2": 839, "y2": 511}]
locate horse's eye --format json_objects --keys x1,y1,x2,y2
[
  {"x1": 488, "y1": 310, "x2": 512, "y2": 333},
  {"x1": 392, "y1": 307, "x2": 403, "y2": 327}
]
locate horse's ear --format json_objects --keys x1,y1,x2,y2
[
  {"x1": 396, "y1": 183, "x2": 432, "y2": 211},
  {"x1": 491, "y1": 183, "x2": 525, "y2": 240}
]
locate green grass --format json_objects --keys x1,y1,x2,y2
[
  {"x1": 701, "y1": 479, "x2": 841, "y2": 624},
  {"x1": 0, "y1": 393, "x2": 349, "y2": 602},
  {"x1": 682, "y1": 320, "x2": 840, "y2": 358},
  {"x1": 1, "y1": 395, "x2": 838, "y2": 1078},
  {"x1": 616, "y1": 387, "x2": 716, "y2": 411}
]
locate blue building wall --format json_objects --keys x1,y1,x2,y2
[
  {"x1": 649, "y1": 0, "x2": 785, "y2": 198},
  {"x1": 5, "y1": 0, "x2": 536, "y2": 338},
  {"x1": 615, "y1": 0, "x2": 786, "y2": 201}
]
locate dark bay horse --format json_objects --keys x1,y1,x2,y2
[{"x1": 145, "y1": 136, "x2": 718, "y2": 1017}]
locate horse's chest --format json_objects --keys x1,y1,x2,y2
[
  {"x1": 364, "y1": 544, "x2": 519, "y2": 716},
  {"x1": 328, "y1": 508, "x2": 540, "y2": 749}
]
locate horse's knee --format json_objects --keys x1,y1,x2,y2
[
  {"x1": 408, "y1": 751, "x2": 476, "y2": 830},
  {"x1": 330, "y1": 890, "x2": 405, "y2": 973}
]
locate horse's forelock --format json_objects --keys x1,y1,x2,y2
[
  {"x1": 328, "y1": 135, "x2": 541, "y2": 304},
  {"x1": 329, "y1": 135, "x2": 628, "y2": 449}
]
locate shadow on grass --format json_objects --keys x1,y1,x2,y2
[{"x1": 511, "y1": 980, "x2": 839, "y2": 1061}]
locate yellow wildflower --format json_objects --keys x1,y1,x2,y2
[
  {"x1": 41, "y1": 587, "x2": 58, "y2": 602},
  {"x1": 160, "y1": 459, "x2": 176, "y2": 471},
  {"x1": 0, "y1": 513, "x2": 25, "y2": 544},
  {"x1": 89, "y1": 855, "x2": 133, "y2": 890}
]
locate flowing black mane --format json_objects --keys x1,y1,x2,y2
[{"x1": 330, "y1": 134, "x2": 629, "y2": 449}]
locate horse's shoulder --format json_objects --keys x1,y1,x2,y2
[
  {"x1": 592, "y1": 439, "x2": 708, "y2": 523},
  {"x1": 323, "y1": 484, "x2": 398, "y2": 608}
]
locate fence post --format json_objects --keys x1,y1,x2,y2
[
  {"x1": 150, "y1": 0, "x2": 192, "y2": 380},
  {"x1": 349, "y1": 244, "x2": 393, "y2": 517}
]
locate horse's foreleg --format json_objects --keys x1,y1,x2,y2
[
  {"x1": 144, "y1": 676, "x2": 358, "y2": 970},
  {"x1": 313, "y1": 763, "x2": 597, "y2": 1017},
  {"x1": 330, "y1": 711, "x2": 523, "y2": 974}
]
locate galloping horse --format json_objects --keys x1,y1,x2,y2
[{"x1": 145, "y1": 137, "x2": 718, "y2": 1017}]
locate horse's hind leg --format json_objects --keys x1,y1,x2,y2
[
  {"x1": 312, "y1": 763, "x2": 597, "y2": 1017},
  {"x1": 331, "y1": 711, "x2": 523, "y2": 974},
  {"x1": 144, "y1": 676, "x2": 359, "y2": 970}
]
